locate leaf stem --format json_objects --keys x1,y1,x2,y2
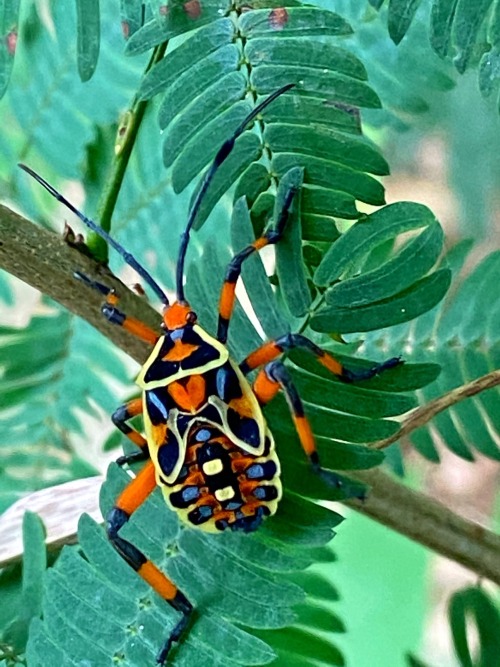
[
  {"x1": 370, "y1": 370, "x2": 500, "y2": 450},
  {"x1": 89, "y1": 42, "x2": 168, "y2": 261}
]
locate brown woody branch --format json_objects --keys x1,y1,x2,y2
[{"x1": 0, "y1": 205, "x2": 499, "y2": 583}]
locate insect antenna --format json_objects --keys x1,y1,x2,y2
[
  {"x1": 18, "y1": 163, "x2": 170, "y2": 306},
  {"x1": 175, "y1": 83, "x2": 295, "y2": 302}
]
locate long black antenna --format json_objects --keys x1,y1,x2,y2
[
  {"x1": 18, "y1": 163, "x2": 170, "y2": 306},
  {"x1": 175, "y1": 83, "x2": 295, "y2": 302}
]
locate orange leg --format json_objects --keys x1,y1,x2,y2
[
  {"x1": 241, "y1": 332, "x2": 401, "y2": 381},
  {"x1": 107, "y1": 461, "x2": 193, "y2": 664},
  {"x1": 217, "y1": 185, "x2": 298, "y2": 343},
  {"x1": 75, "y1": 272, "x2": 159, "y2": 345},
  {"x1": 111, "y1": 398, "x2": 150, "y2": 466}
]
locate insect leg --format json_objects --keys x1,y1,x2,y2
[
  {"x1": 75, "y1": 271, "x2": 159, "y2": 345},
  {"x1": 240, "y1": 332, "x2": 401, "y2": 380},
  {"x1": 253, "y1": 362, "x2": 346, "y2": 490},
  {"x1": 217, "y1": 183, "x2": 299, "y2": 343},
  {"x1": 107, "y1": 461, "x2": 194, "y2": 664},
  {"x1": 111, "y1": 398, "x2": 150, "y2": 466}
]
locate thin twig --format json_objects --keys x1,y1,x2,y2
[
  {"x1": 89, "y1": 42, "x2": 168, "y2": 260},
  {"x1": 370, "y1": 370, "x2": 500, "y2": 450}
]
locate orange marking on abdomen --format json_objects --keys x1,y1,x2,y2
[
  {"x1": 162, "y1": 339, "x2": 199, "y2": 362},
  {"x1": 228, "y1": 395, "x2": 256, "y2": 418},
  {"x1": 168, "y1": 375, "x2": 206, "y2": 412},
  {"x1": 116, "y1": 461, "x2": 157, "y2": 515},
  {"x1": 219, "y1": 282, "x2": 236, "y2": 320},
  {"x1": 240, "y1": 480, "x2": 260, "y2": 497},
  {"x1": 231, "y1": 457, "x2": 260, "y2": 474},
  {"x1": 319, "y1": 352, "x2": 343, "y2": 376},
  {"x1": 244, "y1": 342, "x2": 282, "y2": 371},
  {"x1": 293, "y1": 415, "x2": 316, "y2": 457},
  {"x1": 138, "y1": 560, "x2": 178, "y2": 601}
]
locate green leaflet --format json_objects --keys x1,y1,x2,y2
[
  {"x1": 264, "y1": 124, "x2": 389, "y2": 176},
  {"x1": 449, "y1": 587, "x2": 500, "y2": 667},
  {"x1": 139, "y1": 18, "x2": 235, "y2": 100},
  {"x1": 245, "y1": 38, "x2": 368, "y2": 81},
  {"x1": 430, "y1": 0, "x2": 460, "y2": 57},
  {"x1": 0, "y1": 512, "x2": 46, "y2": 654},
  {"x1": 238, "y1": 7, "x2": 353, "y2": 38},
  {"x1": 452, "y1": 0, "x2": 495, "y2": 73},
  {"x1": 273, "y1": 153, "x2": 385, "y2": 206},
  {"x1": 125, "y1": 0, "x2": 232, "y2": 54},
  {"x1": 325, "y1": 221, "x2": 444, "y2": 307},
  {"x1": 314, "y1": 201, "x2": 439, "y2": 287},
  {"x1": 387, "y1": 0, "x2": 424, "y2": 45},
  {"x1": 274, "y1": 167, "x2": 311, "y2": 317},
  {"x1": 76, "y1": 0, "x2": 101, "y2": 82},
  {"x1": 312, "y1": 269, "x2": 452, "y2": 334},
  {"x1": 251, "y1": 65, "x2": 382, "y2": 109},
  {"x1": 0, "y1": 0, "x2": 20, "y2": 99}
]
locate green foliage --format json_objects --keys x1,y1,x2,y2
[
  {"x1": 370, "y1": 0, "x2": 500, "y2": 110},
  {"x1": 25, "y1": 467, "x2": 344, "y2": 666},
  {"x1": 0, "y1": 305, "x2": 128, "y2": 511},
  {"x1": 363, "y1": 242, "x2": 500, "y2": 462}
]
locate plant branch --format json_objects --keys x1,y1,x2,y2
[
  {"x1": 1, "y1": 207, "x2": 499, "y2": 583},
  {"x1": 345, "y1": 469, "x2": 500, "y2": 585},
  {"x1": 370, "y1": 370, "x2": 500, "y2": 450},
  {"x1": 90, "y1": 42, "x2": 168, "y2": 260}
]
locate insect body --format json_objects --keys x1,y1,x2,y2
[
  {"x1": 139, "y1": 317, "x2": 282, "y2": 532},
  {"x1": 20, "y1": 84, "x2": 401, "y2": 664}
]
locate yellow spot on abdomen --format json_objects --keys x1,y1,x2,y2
[
  {"x1": 215, "y1": 486, "x2": 235, "y2": 502},
  {"x1": 202, "y1": 459, "x2": 224, "y2": 476}
]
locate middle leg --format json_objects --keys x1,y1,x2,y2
[
  {"x1": 240, "y1": 332, "x2": 401, "y2": 380},
  {"x1": 253, "y1": 361, "x2": 345, "y2": 490}
]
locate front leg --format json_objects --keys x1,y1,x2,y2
[
  {"x1": 108, "y1": 461, "x2": 194, "y2": 664},
  {"x1": 240, "y1": 332, "x2": 401, "y2": 380},
  {"x1": 75, "y1": 271, "x2": 159, "y2": 345},
  {"x1": 111, "y1": 398, "x2": 150, "y2": 466}
]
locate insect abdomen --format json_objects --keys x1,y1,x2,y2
[{"x1": 160, "y1": 423, "x2": 281, "y2": 533}]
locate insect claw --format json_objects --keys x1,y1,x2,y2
[{"x1": 313, "y1": 465, "x2": 367, "y2": 501}]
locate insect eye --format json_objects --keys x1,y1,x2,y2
[{"x1": 186, "y1": 311, "x2": 197, "y2": 324}]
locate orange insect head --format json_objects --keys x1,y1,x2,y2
[{"x1": 163, "y1": 301, "x2": 197, "y2": 330}]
